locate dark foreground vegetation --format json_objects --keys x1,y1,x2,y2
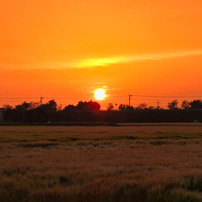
[
  {"x1": 1, "y1": 99, "x2": 202, "y2": 123},
  {"x1": 0, "y1": 125, "x2": 202, "y2": 202}
]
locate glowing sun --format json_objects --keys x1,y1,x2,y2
[{"x1": 94, "y1": 89, "x2": 106, "y2": 100}]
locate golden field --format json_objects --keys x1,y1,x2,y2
[{"x1": 0, "y1": 124, "x2": 202, "y2": 202}]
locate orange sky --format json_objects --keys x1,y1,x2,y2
[{"x1": 1, "y1": 0, "x2": 202, "y2": 109}]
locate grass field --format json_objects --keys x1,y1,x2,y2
[{"x1": 0, "y1": 124, "x2": 202, "y2": 201}]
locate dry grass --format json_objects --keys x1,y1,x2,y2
[{"x1": 0, "y1": 124, "x2": 202, "y2": 201}]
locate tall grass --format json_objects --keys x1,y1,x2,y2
[{"x1": 0, "y1": 125, "x2": 202, "y2": 201}]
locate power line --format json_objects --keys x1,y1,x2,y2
[
  {"x1": 0, "y1": 97, "x2": 39, "y2": 100},
  {"x1": 0, "y1": 94, "x2": 202, "y2": 100},
  {"x1": 0, "y1": 96, "x2": 93, "y2": 100},
  {"x1": 132, "y1": 95, "x2": 202, "y2": 98},
  {"x1": 107, "y1": 95, "x2": 128, "y2": 98},
  {"x1": 39, "y1": 96, "x2": 95, "y2": 100},
  {"x1": 109, "y1": 94, "x2": 202, "y2": 99}
]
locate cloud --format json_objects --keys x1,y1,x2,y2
[
  {"x1": 1, "y1": 50, "x2": 202, "y2": 70},
  {"x1": 73, "y1": 57, "x2": 129, "y2": 68},
  {"x1": 72, "y1": 50, "x2": 202, "y2": 68}
]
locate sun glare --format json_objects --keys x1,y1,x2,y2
[{"x1": 94, "y1": 89, "x2": 106, "y2": 100}]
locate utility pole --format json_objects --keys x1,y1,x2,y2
[
  {"x1": 128, "y1": 94, "x2": 133, "y2": 107},
  {"x1": 40, "y1": 96, "x2": 44, "y2": 105},
  {"x1": 157, "y1": 101, "x2": 160, "y2": 109}
]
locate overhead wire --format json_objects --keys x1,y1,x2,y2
[{"x1": 0, "y1": 94, "x2": 202, "y2": 100}]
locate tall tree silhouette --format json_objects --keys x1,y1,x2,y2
[
  {"x1": 107, "y1": 103, "x2": 114, "y2": 111},
  {"x1": 168, "y1": 100, "x2": 178, "y2": 109},
  {"x1": 181, "y1": 100, "x2": 190, "y2": 109},
  {"x1": 190, "y1": 100, "x2": 202, "y2": 109}
]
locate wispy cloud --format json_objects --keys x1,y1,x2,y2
[
  {"x1": 72, "y1": 50, "x2": 202, "y2": 68},
  {"x1": 73, "y1": 57, "x2": 129, "y2": 68},
  {"x1": 1, "y1": 50, "x2": 202, "y2": 70}
]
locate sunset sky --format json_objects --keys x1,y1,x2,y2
[{"x1": 1, "y1": 0, "x2": 202, "y2": 109}]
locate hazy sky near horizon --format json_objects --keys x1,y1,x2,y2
[{"x1": 1, "y1": 0, "x2": 202, "y2": 108}]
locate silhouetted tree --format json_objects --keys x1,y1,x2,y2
[
  {"x1": 47, "y1": 100, "x2": 57, "y2": 111},
  {"x1": 57, "y1": 104, "x2": 63, "y2": 111},
  {"x1": 39, "y1": 100, "x2": 57, "y2": 112},
  {"x1": 181, "y1": 100, "x2": 190, "y2": 109},
  {"x1": 76, "y1": 101, "x2": 100, "y2": 111},
  {"x1": 77, "y1": 101, "x2": 88, "y2": 110},
  {"x1": 168, "y1": 100, "x2": 178, "y2": 109},
  {"x1": 2, "y1": 98, "x2": 202, "y2": 123},
  {"x1": 15, "y1": 102, "x2": 37, "y2": 111},
  {"x1": 107, "y1": 103, "x2": 114, "y2": 111},
  {"x1": 118, "y1": 104, "x2": 126, "y2": 111},
  {"x1": 190, "y1": 100, "x2": 202, "y2": 109},
  {"x1": 87, "y1": 101, "x2": 100, "y2": 111},
  {"x1": 64, "y1": 105, "x2": 76, "y2": 111},
  {"x1": 148, "y1": 106, "x2": 155, "y2": 110},
  {"x1": 118, "y1": 104, "x2": 134, "y2": 111},
  {"x1": 3, "y1": 105, "x2": 12, "y2": 111},
  {"x1": 126, "y1": 105, "x2": 135, "y2": 110},
  {"x1": 2, "y1": 105, "x2": 12, "y2": 121},
  {"x1": 137, "y1": 103, "x2": 147, "y2": 110}
]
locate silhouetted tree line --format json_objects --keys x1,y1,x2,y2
[{"x1": 1, "y1": 99, "x2": 202, "y2": 123}]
